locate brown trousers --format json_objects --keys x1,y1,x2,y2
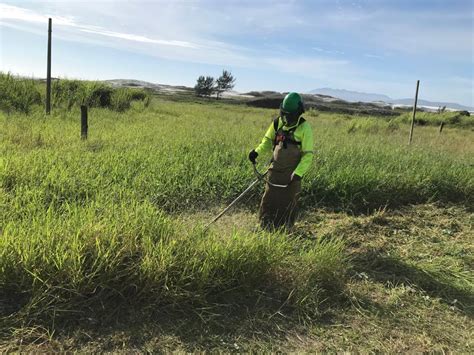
[{"x1": 258, "y1": 142, "x2": 301, "y2": 230}]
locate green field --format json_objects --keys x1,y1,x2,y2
[{"x1": 1, "y1": 87, "x2": 473, "y2": 351}]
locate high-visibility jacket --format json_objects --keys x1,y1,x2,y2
[{"x1": 254, "y1": 116, "x2": 314, "y2": 177}]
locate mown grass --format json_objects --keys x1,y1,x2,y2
[{"x1": 1, "y1": 94, "x2": 473, "y2": 351}]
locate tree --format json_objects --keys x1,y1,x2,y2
[
  {"x1": 215, "y1": 70, "x2": 236, "y2": 100},
  {"x1": 194, "y1": 75, "x2": 215, "y2": 98}
]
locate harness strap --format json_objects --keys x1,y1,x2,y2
[{"x1": 273, "y1": 116, "x2": 306, "y2": 149}]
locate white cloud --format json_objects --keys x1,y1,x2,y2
[
  {"x1": 364, "y1": 54, "x2": 383, "y2": 59},
  {"x1": 78, "y1": 28, "x2": 199, "y2": 49},
  {"x1": 0, "y1": 3, "x2": 201, "y2": 49},
  {"x1": 313, "y1": 47, "x2": 345, "y2": 55},
  {"x1": 0, "y1": 3, "x2": 75, "y2": 26}
]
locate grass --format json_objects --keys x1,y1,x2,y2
[
  {"x1": 0, "y1": 91, "x2": 473, "y2": 351},
  {"x1": 2, "y1": 101, "x2": 472, "y2": 213},
  {"x1": 0, "y1": 73, "x2": 42, "y2": 114},
  {"x1": 394, "y1": 110, "x2": 474, "y2": 128},
  {"x1": 0, "y1": 72, "x2": 150, "y2": 113},
  {"x1": 1, "y1": 205, "x2": 471, "y2": 351}
]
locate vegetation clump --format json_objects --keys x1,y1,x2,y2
[
  {"x1": 0, "y1": 72, "x2": 150, "y2": 114},
  {"x1": 0, "y1": 73, "x2": 42, "y2": 114}
]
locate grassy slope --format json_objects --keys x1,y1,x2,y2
[{"x1": 1, "y1": 98, "x2": 473, "y2": 351}]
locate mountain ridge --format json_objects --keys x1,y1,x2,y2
[{"x1": 309, "y1": 88, "x2": 473, "y2": 111}]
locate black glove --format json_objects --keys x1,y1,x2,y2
[
  {"x1": 248, "y1": 150, "x2": 258, "y2": 164},
  {"x1": 291, "y1": 172, "x2": 302, "y2": 183}
]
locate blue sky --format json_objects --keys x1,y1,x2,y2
[{"x1": 0, "y1": 0, "x2": 473, "y2": 106}]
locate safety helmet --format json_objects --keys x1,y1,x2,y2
[{"x1": 280, "y1": 92, "x2": 305, "y2": 123}]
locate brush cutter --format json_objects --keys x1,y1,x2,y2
[{"x1": 204, "y1": 162, "x2": 289, "y2": 231}]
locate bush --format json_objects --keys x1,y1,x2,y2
[
  {"x1": 85, "y1": 82, "x2": 114, "y2": 107},
  {"x1": 52, "y1": 79, "x2": 83, "y2": 109},
  {"x1": 0, "y1": 72, "x2": 42, "y2": 114},
  {"x1": 53, "y1": 80, "x2": 129, "y2": 110},
  {"x1": 110, "y1": 88, "x2": 133, "y2": 112},
  {"x1": 1, "y1": 73, "x2": 150, "y2": 114}
]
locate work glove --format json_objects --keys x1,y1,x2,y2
[
  {"x1": 290, "y1": 172, "x2": 302, "y2": 183},
  {"x1": 248, "y1": 149, "x2": 258, "y2": 164}
]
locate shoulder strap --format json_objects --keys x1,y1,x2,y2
[
  {"x1": 273, "y1": 117, "x2": 280, "y2": 132},
  {"x1": 288, "y1": 117, "x2": 306, "y2": 133}
]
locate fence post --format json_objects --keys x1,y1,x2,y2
[
  {"x1": 439, "y1": 122, "x2": 445, "y2": 134},
  {"x1": 408, "y1": 80, "x2": 420, "y2": 145},
  {"x1": 81, "y1": 105, "x2": 88, "y2": 140},
  {"x1": 46, "y1": 18, "x2": 52, "y2": 115}
]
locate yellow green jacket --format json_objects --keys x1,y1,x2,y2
[{"x1": 255, "y1": 117, "x2": 314, "y2": 177}]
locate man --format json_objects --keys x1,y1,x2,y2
[{"x1": 249, "y1": 92, "x2": 314, "y2": 230}]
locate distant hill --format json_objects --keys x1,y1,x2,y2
[
  {"x1": 390, "y1": 98, "x2": 473, "y2": 111},
  {"x1": 105, "y1": 79, "x2": 192, "y2": 92},
  {"x1": 309, "y1": 88, "x2": 473, "y2": 112},
  {"x1": 309, "y1": 88, "x2": 392, "y2": 103},
  {"x1": 103, "y1": 80, "x2": 472, "y2": 112}
]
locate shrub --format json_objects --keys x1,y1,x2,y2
[
  {"x1": 52, "y1": 79, "x2": 83, "y2": 109},
  {"x1": 110, "y1": 88, "x2": 133, "y2": 112},
  {"x1": 1, "y1": 73, "x2": 150, "y2": 114},
  {"x1": 0, "y1": 72, "x2": 42, "y2": 114},
  {"x1": 85, "y1": 82, "x2": 114, "y2": 107}
]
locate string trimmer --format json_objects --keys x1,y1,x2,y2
[{"x1": 204, "y1": 161, "x2": 289, "y2": 231}]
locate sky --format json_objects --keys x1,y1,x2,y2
[{"x1": 0, "y1": 0, "x2": 473, "y2": 106}]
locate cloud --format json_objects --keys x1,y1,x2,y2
[
  {"x1": 78, "y1": 28, "x2": 199, "y2": 49},
  {"x1": 1, "y1": 1, "x2": 472, "y2": 106},
  {"x1": 0, "y1": 3, "x2": 201, "y2": 49},
  {"x1": 313, "y1": 47, "x2": 345, "y2": 55},
  {"x1": 2, "y1": 1, "x2": 471, "y2": 60},
  {"x1": 0, "y1": 3, "x2": 75, "y2": 26},
  {"x1": 0, "y1": 2, "x2": 349, "y2": 71},
  {"x1": 364, "y1": 54, "x2": 383, "y2": 59}
]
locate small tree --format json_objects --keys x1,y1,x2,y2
[
  {"x1": 194, "y1": 76, "x2": 206, "y2": 97},
  {"x1": 194, "y1": 75, "x2": 215, "y2": 98},
  {"x1": 215, "y1": 70, "x2": 236, "y2": 100},
  {"x1": 437, "y1": 105, "x2": 446, "y2": 114}
]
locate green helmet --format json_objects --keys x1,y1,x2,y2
[{"x1": 280, "y1": 92, "x2": 304, "y2": 115}]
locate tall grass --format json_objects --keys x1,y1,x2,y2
[
  {"x1": 51, "y1": 79, "x2": 150, "y2": 111},
  {"x1": 0, "y1": 197, "x2": 347, "y2": 325},
  {"x1": 0, "y1": 73, "x2": 150, "y2": 113},
  {"x1": 1, "y1": 95, "x2": 473, "y2": 331},
  {"x1": 2, "y1": 101, "x2": 472, "y2": 212},
  {"x1": 394, "y1": 110, "x2": 473, "y2": 128},
  {"x1": 0, "y1": 73, "x2": 42, "y2": 114}
]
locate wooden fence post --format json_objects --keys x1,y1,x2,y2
[
  {"x1": 46, "y1": 18, "x2": 52, "y2": 115},
  {"x1": 439, "y1": 122, "x2": 445, "y2": 134},
  {"x1": 408, "y1": 80, "x2": 420, "y2": 145},
  {"x1": 81, "y1": 105, "x2": 88, "y2": 139}
]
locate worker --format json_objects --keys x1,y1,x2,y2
[{"x1": 249, "y1": 92, "x2": 314, "y2": 230}]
